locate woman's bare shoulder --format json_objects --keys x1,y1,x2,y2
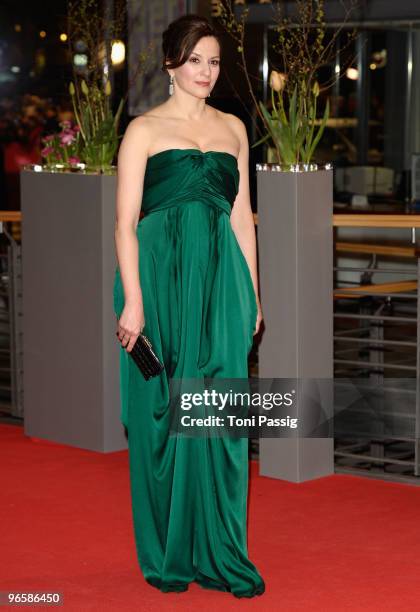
[
  {"x1": 123, "y1": 104, "x2": 169, "y2": 144},
  {"x1": 124, "y1": 113, "x2": 153, "y2": 136},
  {"x1": 121, "y1": 115, "x2": 158, "y2": 157},
  {"x1": 216, "y1": 109, "x2": 246, "y2": 136},
  {"x1": 121, "y1": 115, "x2": 148, "y2": 144},
  {"x1": 213, "y1": 109, "x2": 247, "y2": 150}
]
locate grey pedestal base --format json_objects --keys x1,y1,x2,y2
[
  {"x1": 257, "y1": 168, "x2": 334, "y2": 482},
  {"x1": 21, "y1": 170, "x2": 126, "y2": 452},
  {"x1": 260, "y1": 438, "x2": 334, "y2": 483}
]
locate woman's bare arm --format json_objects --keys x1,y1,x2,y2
[
  {"x1": 115, "y1": 116, "x2": 151, "y2": 350},
  {"x1": 228, "y1": 116, "x2": 262, "y2": 334}
]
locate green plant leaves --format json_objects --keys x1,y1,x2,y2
[
  {"x1": 68, "y1": 79, "x2": 124, "y2": 171},
  {"x1": 256, "y1": 85, "x2": 330, "y2": 165}
]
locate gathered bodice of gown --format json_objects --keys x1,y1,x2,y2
[{"x1": 140, "y1": 148, "x2": 239, "y2": 216}]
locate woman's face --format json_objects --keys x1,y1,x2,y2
[{"x1": 172, "y1": 36, "x2": 220, "y2": 99}]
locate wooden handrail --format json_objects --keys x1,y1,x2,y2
[
  {"x1": 256, "y1": 213, "x2": 420, "y2": 229},
  {"x1": 334, "y1": 280, "x2": 417, "y2": 299},
  {"x1": 333, "y1": 214, "x2": 420, "y2": 228},
  {"x1": 0, "y1": 211, "x2": 22, "y2": 222},
  {"x1": 335, "y1": 241, "x2": 418, "y2": 258}
]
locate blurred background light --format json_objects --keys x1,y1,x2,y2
[
  {"x1": 371, "y1": 49, "x2": 387, "y2": 69},
  {"x1": 346, "y1": 67, "x2": 359, "y2": 80},
  {"x1": 111, "y1": 40, "x2": 125, "y2": 65},
  {"x1": 73, "y1": 53, "x2": 88, "y2": 67}
]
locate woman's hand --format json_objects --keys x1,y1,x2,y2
[
  {"x1": 253, "y1": 296, "x2": 263, "y2": 336},
  {"x1": 116, "y1": 301, "x2": 145, "y2": 352}
]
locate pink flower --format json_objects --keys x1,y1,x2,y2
[
  {"x1": 43, "y1": 134, "x2": 55, "y2": 142},
  {"x1": 41, "y1": 146, "x2": 54, "y2": 156},
  {"x1": 60, "y1": 131, "x2": 76, "y2": 145},
  {"x1": 73, "y1": 124, "x2": 81, "y2": 133},
  {"x1": 60, "y1": 120, "x2": 72, "y2": 129},
  {"x1": 68, "y1": 156, "x2": 80, "y2": 164}
]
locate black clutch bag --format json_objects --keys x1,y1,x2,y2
[{"x1": 117, "y1": 331, "x2": 164, "y2": 381}]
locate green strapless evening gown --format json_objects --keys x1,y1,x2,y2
[{"x1": 113, "y1": 148, "x2": 265, "y2": 598}]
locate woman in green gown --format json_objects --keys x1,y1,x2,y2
[{"x1": 113, "y1": 14, "x2": 265, "y2": 598}]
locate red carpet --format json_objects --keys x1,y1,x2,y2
[{"x1": 1, "y1": 423, "x2": 420, "y2": 611}]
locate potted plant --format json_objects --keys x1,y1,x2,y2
[{"x1": 217, "y1": 0, "x2": 358, "y2": 482}]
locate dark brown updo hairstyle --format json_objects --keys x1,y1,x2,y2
[{"x1": 161, "y1": 13, "x2": 223, "y2": 72}]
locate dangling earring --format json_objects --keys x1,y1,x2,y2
[
  {"x1": 169, "y1": 75, "x2": 174, "y2": 96},
  {"x1": 207, "y1": 90, "x2": 211, "y2": 98}
]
